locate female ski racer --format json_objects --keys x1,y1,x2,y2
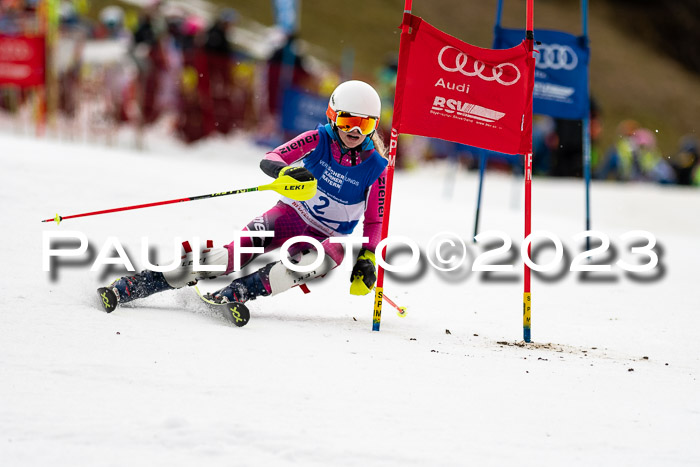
[{"x1": 98, "y1": 80, "x2": 388, "y2": 318}]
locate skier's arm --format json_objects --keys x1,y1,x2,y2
[{"x1": 260, "y1": 130, "x2": 320, "y2": 179}]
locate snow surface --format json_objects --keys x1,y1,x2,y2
[{"x1": 1, "y1": 129, "x2": 699, "y2": 466}]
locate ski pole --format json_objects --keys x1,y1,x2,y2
[
  {"x1": 384, "y1": 294, "x2": 407, "y2": 317},
  {"x1": 297, "y1": 284, "x2": 407, "y2": 318},
  {"x1": 41, "y1": 175, "x2": 317, "y2": 225}
]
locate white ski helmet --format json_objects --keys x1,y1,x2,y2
[{"x1": 326, "y1": 80, "x2": 381, "y2": 134}]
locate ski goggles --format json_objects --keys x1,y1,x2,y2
[{"x1": 327, "y1": 108, "x2": 379, "y2": 135}]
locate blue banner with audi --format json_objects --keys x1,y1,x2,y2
[{"x1": 493, "y1": 27, "x2": 590, "y2": 120}]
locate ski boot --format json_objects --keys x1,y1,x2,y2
[
  {"x1": 202, "y1": 270, "x2": 271, "y2": 326},
  {"x1": 97, "y1": 270, "x2": 173, "y2": 312},
  {"x1": 205, "y1": 268, "x2": 271, "y2": 304}
]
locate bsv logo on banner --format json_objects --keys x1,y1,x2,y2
[
  {"x1": 438, "y1": 46, "x2": 521, "y2": 86},
  {"x1": 431, "y1": 96, "x2": 505, "y2": 123},
  {"x1": 535, "y1": 44, "x2": 578, "y2": 71}
]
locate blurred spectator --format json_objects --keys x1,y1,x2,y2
[
  {"x1": 58, "y1": 0, "x2": 78, "y2": 27},
  {"x1": 531, "y1": 115, "x2": 556, "y2": 175},
  {"x1": 204, "y1": 8, "x2": 235, "y2": 56},
  {"x1": 597, "y1": 122, "x2": 675, "y2": 183},
  {"x1": 129, "y1": 0, "x2": 170, "y2": 125},
  {"x1": 589, "y1": 98, "x2": 604, "y2": 169},
  {"x1": 230, "y1": 59, "x2": 259, "y2": 132},
  {"x1": 549, "y1": 97, "x2": 601, "y2": 177},
  {"x1": 550, "y1": 118, "x2": 582, "y2": 176},
  {"x1": 549, "y1": 98, "x2": 601, "y2": 178},
  {"x1": 203, "y1": 8, "x2": 239, "y2": 134},
  {"x1": 266, "y1": 32, "x2": 312, "y2": 116},
  {"x1": 670, "y1": 135, "x2": 699, "y2": 185},
  {"x1": 0, "y1": 1, "x2": 22, "y2": 35},
  {"x1": 632, "y1": 128, "x2": 676, "y2": 184},
  {"x1": 257, "y1": 31, "x2": 314, "y2": 144},
  {"x1": 157, "y1": 19, "x2": 182, "y2": 119},
  {"x1": 180, "y1": 14, "x2": 205, "y2": 55},
  {"x1": 596, "y1": 119, "x2": 639, "y2": 180},
  {"x1": 96, "y1": 5, "x2": 129, "y2": 40},
  {"x1": 56, "y1": 1, "x2": 87, "y2": 120},
  {"x1": 176, "y1": 13, "x2": 214, "y2": 143},
  {"x1": 132, "y1": 3, "x2": 163, "y2": 49}
]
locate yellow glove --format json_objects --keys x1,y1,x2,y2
[{"x1": 350, "y1": 249, "x2": 376, "y2": 296}]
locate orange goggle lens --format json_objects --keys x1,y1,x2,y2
[{"x1": 334, "y1": 112, "x2": 378, "y2": 135}]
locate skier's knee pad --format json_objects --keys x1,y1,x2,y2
[
  {"x1": 265, "y1": 248, "x2": 340, "y2": 296},
  {"x1": 163, "y1": 244, "x2": 230, "y2": 288}
]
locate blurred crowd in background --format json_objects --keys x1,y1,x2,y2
[{"x1": 1, "y1": 0, "x2": 699, "y2": 187}]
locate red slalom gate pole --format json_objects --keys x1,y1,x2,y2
[
  {"x1": 372, "y1": 0, "x2": 413, "y2": 331},
  {"x1": 523, "y1": 0, "x2": 535, "y2": 342}
]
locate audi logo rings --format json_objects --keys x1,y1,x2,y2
[
  {"x1": 0, "y1": 40, "x2": 33, "y2": 61},
  {"x1": 437, "y1": 46, "x2": 521, "y2": 86},
  {"x1": 535, "y1": 44, "x2": 578, "y2": 71}
]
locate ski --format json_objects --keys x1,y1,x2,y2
[
  {"x1": 97, "y1": 287, "x2": 118, "y2": 313},
  {"x1": 194, "y1": 286, "x2": 250, "y2": 327},
  {"x1": 96, "y1": 285, "x2": 249, "y2": 327}
]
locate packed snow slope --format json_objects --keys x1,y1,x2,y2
[{"x1": 1, "y1": 131, "x2": 699, "y2": 466}]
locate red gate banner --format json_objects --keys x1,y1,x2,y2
[
  {"x1": 395, "y1": 14, "x2": 533, "y2": 155},
  {"x1": 0, "y1": 35, "x2": 46, "y2": 87}
]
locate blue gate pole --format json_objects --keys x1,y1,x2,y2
[
  {"x1": 494, "y1": 0, "x2": 504, "y2": 28},
  {"x1": 581, "y1": 0, "x2": 591, "y2": 250},
  {"x1": 473, "y1": 151, "x2": 487, "y2": 242}
]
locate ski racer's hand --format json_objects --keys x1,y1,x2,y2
[
  {"x1": 279, "y1": 166, "x2": 315, "y2": 182},
  {"x1": 350, "y1": 249, "x2": 376, "y2": 296},
  {"x1": 259, "y1": 160, "x2": 314, "y2": 182},
  {"x1": 260, "y1": 159, "x2": 287, "y2": 178}
]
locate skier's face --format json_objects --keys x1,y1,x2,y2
[{"x1": 338, "y1": 128, "x2": 366, "y2": 149}]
